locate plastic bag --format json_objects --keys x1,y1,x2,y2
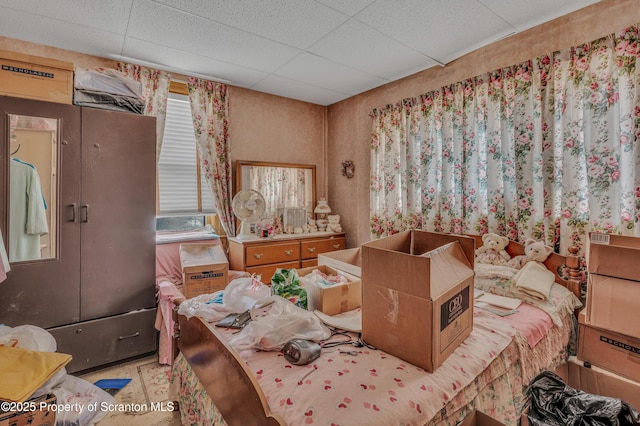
[
  {"x1": 229, "y1": 295, "x2": 331, "y2": 351},
  {"x1": 0, "y1": 324, "x2": 57, "y2": 351},
  {"x1": 526, "y1": 371, "x2": 640, "y2": 426},
  {"x1": 222, "y1": 275, "x2": 271, "y2": 312},
  {"x1": 271, "y1": 268, "x2": 307, "y2": 309},
  {"x1": 177, "y1": 291, "x2": 233, "y2": 322},
  {"x1": 51, "y1": 375, "x2": 115, "y2": 426}
]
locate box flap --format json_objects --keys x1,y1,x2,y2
[
  {"x1": 180, "y1": 243, "x2": 228, "y2": 271},
  {"x1": 420, "y1": 242, "x2": 474, "y2": 299},
  {"x1": 587, "y1": 232, "x2": 640, "y2": 281}
]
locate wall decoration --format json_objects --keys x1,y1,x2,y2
[{"x1": 341, "y1": 160, "x2": 354, "y2": 179}]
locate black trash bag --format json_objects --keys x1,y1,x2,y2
[{"x1": 526, "y1": 370, "x2": 640, "y2": 426}]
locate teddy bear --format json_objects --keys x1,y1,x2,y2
[
  {"x1": 308, "y1": 219, "x2": 318, "y2": 233},
  {"x1": 507, "y1": 238, "x2": 554, "y2": 269},
  {"x1": 475, "y1": 233, "x2": 511, "y2": 266},
  {"x1": 327, "y1": 214, "x2": 342, "y2": 233}
]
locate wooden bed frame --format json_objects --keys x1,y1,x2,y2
[{"x1": 174, "y1": 235, "x2": 582, "y2": 426}]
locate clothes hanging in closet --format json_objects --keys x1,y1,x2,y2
[
  {"x1": 9, "y1": 158, "x2": 48, "y2": 262},
  {"x1": 0, "y1": 229, "x2": 9, "y2": 283}
]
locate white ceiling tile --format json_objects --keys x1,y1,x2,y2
[
  {"x1": 122, "y1": 38, "x2": 269, "y2": 87},
  {"x1": 479, "y1": 0, "x2": 600, "y2": 31},
  {"x1": 252, "y1": 75, "x2": 351, "y2": 105},
  {"x1": 314, "y1": 0, "x2": 377, "y2": 16},
  {"x1": 0, "y1": 0, "x2": 133, "y2": 34},
  {"x1": 0, "y1": 7, "x2": 125, "y2": 57},
  {"x1": 308, "y1": 19, "x2": 439, "y2": 80},
  {"x1": 127, "y1": 0, "x2": 301, "y2": 73},
  {"x1": 275, "y1": 52, "x2": 388, "y2": 95},
  {"x1": 355, "y1": 0, "x2": 514, "y2": 62},
  {"x1": 153, "y1": 0, "x2": 349, "y2": 49},
  {"x1": 0, "y1": 0, "x2": 604, "y2": 105}
]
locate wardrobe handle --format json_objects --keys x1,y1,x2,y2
[
  {"x1": 70, "y1": 203, "x2": 77, "y2": 222},
  {"x1": 82, "y1": 205, "x2": 89, "y2": 223},
  {"x1": 118, "y1": 332, "x2": 140, "y2": 340}
]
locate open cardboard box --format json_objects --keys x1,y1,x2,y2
[
  {"x1": 587, "y1": 232, "x2": 640, "y2": 281},
  {"x1": 297, "y1": 264, "x2": 361, "y2": 316},
  {"x1": 361, "y1": 231, "x2": 475, "y2": 372},
  {"x1": 318, "y1": 247, "x2": 362, "y2": 278}
]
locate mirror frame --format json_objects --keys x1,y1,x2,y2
[{"x1": 235, "y1": 160, "x2": 317, "y2": 219}]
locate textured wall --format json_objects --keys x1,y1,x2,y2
[
  {"x1": 327, "y1": 0, "x2": 640, "y2": 247},
  {"x1": 0, "y1": 36, "x2": 327, "y2": 201}
]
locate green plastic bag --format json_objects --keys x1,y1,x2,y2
[{"x1": 270, "y1": 268, "x2": 307, "y2": 310}]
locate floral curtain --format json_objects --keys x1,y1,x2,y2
[
  {"x1": 187, "y1": 78, "x2": 235, "y2": 237},
  {"x1": 116, "y1": 63, "x2": 170, "y2": 163},
  {"x1": 249, "y1": 167, "x2": 307, "y2": 218},
  {"x1": 371, "y1": 25, "x2": 640, "y2": 255}
]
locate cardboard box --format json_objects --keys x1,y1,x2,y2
[
  {"x1": 568, "y1": 356, "x2": 640, "y2": 410},
  {"x1": 586, "y1": 273, "x2": 640, "y2": 339},
  {"x1": 587, "y1": 232, "x2": 640, "y2": 281},
  {"x1": 578, "y1": 310, "x2": 640, "y2": 382},
  {"x1": 0, "y1": 394, "x2": 56, "y2": 426},
  {"x1": 361, "y1": 231, "x2": 475, "y2": 372},
  {"x1": 180, "y1": 243, "x2": 228, "y2": 299},
  {"x1": 318, "y1": 248, "x2": 362, "y2": 277},
  {"x1": 0, "y1": 49, "x2": 73, "y2": 104},
  {"x1": 297, "y1": 264, "x2": 361, "y2": 315},
  {"x1": 457, "y1": 410, "x2": 506, "y2": 426}
]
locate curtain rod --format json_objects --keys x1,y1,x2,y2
[{"x1": 107, "y1": 54, "x2": 232, "y2": 84}]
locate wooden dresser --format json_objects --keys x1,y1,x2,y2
[{"x1": 228, "y1": 232, "x2": 346, "y2": 283}]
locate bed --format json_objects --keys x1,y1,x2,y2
[{"x1": 169, "y1": 235, "x2": 583, "y2": 426}]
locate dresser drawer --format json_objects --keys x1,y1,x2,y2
[
  {"x1": 48, "y1": 308, "x2": 157, "y2": 373},
  {"x1": 246, "y1": 241, "x2": 300, "y2": 266},
  {"x1": 301, "y1": 237, "x2": 346, "y2": 260},
  {"x1": 247, "y1": 261, "x2": 300, "y2": 284}
]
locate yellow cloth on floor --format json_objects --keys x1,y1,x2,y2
[
  {"x1": 513, "y1": 261, "x2": 555, "y2": 301},
  {"x1": 0, "y1": 345, "x2": 71, "y2": 402}
]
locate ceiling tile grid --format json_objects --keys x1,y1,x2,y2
[{"x1": 0, "y1": 0, "x2": 600, "y2": 105}]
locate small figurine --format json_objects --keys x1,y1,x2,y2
[
  {"x1": 327, "y1": 214, "x2": 342, "y2": 233},
  {"x1": 285, "y1": 224, "x2": 294, "y2": 234},
  {"x1": 308, "y1": 219, "x2": 318, "y2": 233},
  {"x1": 273, "y1": 217, "x2": 283, "y2": 235}
]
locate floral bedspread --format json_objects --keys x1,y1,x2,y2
[{"x1": 170, "y1": 305, "x2": 574, "y2": 426}]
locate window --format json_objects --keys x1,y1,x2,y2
[{"x1": 157, "y1": 90, "x2": 215, "y2": 230}]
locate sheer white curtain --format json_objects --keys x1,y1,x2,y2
[{"x1": 371, "y1": 25, "x2": 640, "y2": 255}]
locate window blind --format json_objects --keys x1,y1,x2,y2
[{"x1": 158, "y1": 92, "x2": 216, "y2": 215}]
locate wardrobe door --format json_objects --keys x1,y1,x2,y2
[
  {"x1": 79, "y1": 108, "x2": 156, "y2": 320},
  {"x1": 0, "y1": 96, "x2": 81, "y2": 328}
]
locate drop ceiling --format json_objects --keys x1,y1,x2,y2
[{"x1": 0, "y1": 0, "x2": 599, "y2": 106}]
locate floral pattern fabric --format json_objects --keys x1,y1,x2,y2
[
  {"x1": 370, "y1": 25, "x2": 640, "y2": 255},
  {"x1": 170, "y1": 304, "x2": 575, "y2": 426},
  {"x1": 187, "y1": 79, "x2": 235, "y2": 237},
  {"x1": 116, "y1": 62, "x2": 170, "y2": 164}
]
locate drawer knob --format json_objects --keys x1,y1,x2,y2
[
  {"x1": 307, "y1": 247, "x2": 316, "y2": 253},
  {"x1": 76, "y1": 329, "x2": 82, "y2": 334},
  {"x1": 118, "y1": 332, "x2": 140, "y2": 340},
  {"x1": 332, "y1": 244, "x2": 341, "y2": 249},
  {"x1": 253, "y1": 253, "x2": 264, "y2": 259},
  {"x1": 284, "y1": 249, "x2": 293, "y2": 255}
]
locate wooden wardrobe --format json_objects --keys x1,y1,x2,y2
[{"x1": 0, "y1": 95, "x2": 157, "y2": 373}]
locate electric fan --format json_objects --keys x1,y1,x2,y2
[{"x1": 232, "y1": 189, "x2": 266, "y2": 240}]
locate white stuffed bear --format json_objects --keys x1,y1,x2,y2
[
  {"x1": 475, "y1": 233, "x2": 511, "y2": 266},
  {"x1": 327, "y1": 214, "x2": 342, "y2": 233},
  {"x1": 507, "y1": 238, "x2": 554, "y2": 269},
  {"x1": 308, "y1": 219, "x2": 318, "y2": 233}
]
